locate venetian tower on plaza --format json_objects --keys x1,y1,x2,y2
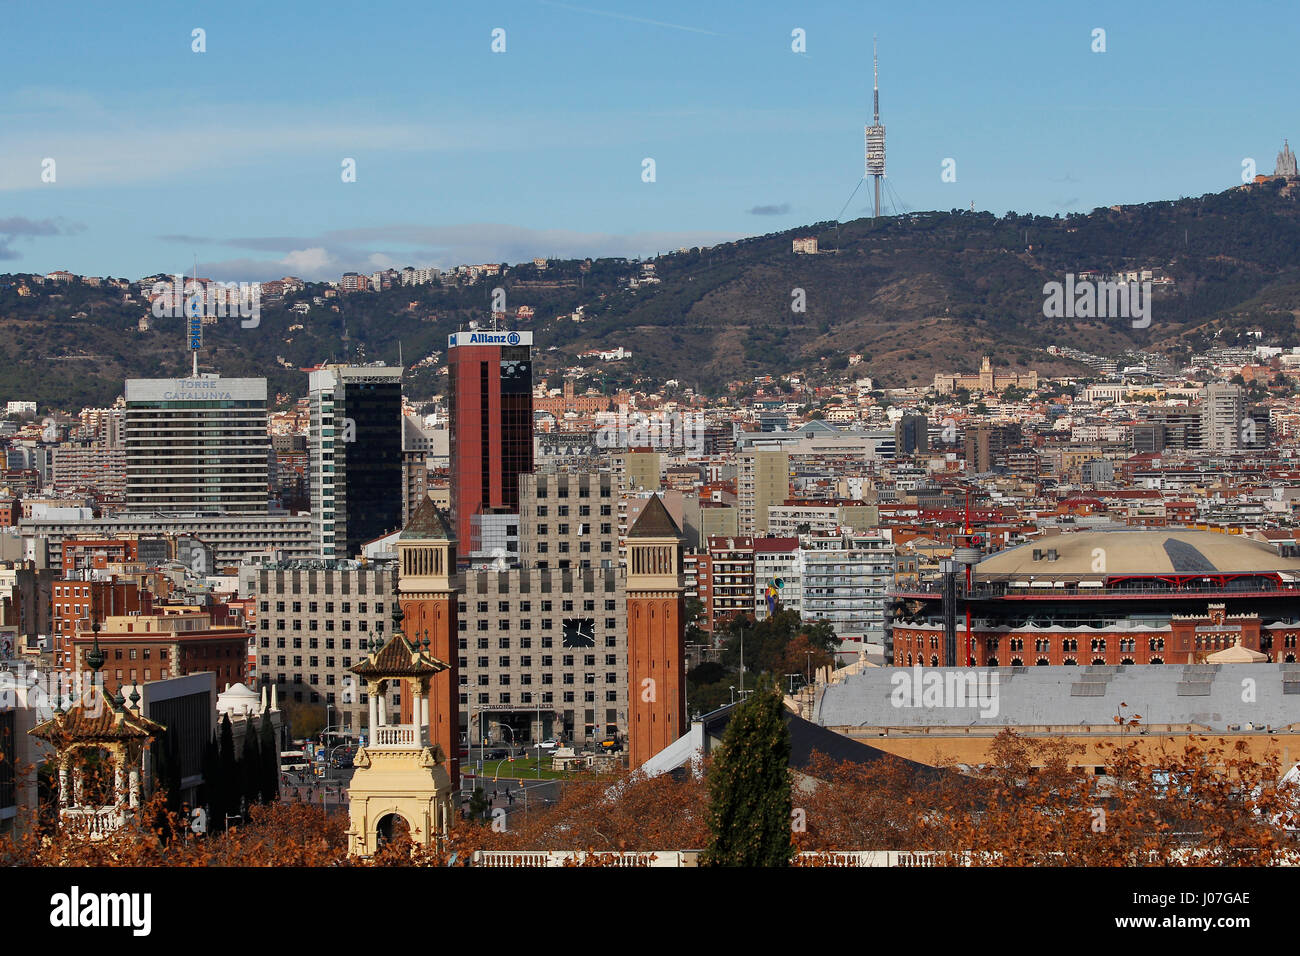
[
  {"x1": 625, "y1": 495, "x2": 688, "y2": 767},
  {"x1": 393, "y1": 496, "x2": 461, "y2": 786}
]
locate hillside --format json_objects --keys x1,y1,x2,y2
[{"x1": 5, "y1": 179, "x2": 1300, "y2": 411}]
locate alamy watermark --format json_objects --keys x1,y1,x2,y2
[
  {"x1": 595, "y1": 410, "x2": 705, "y2": 455},
  {"x1": 1042, "y1": 273, "x2": 1151, "y2": 328},
  {"x1": 889, "y1": 665, "x2": 1000, "y2": 718},
  {"x1": 1, "y1": 669, "x2": 112, "y2": 717},
  {"x1": 150, "y1": 275, "x2": 261, "y2": 328}
]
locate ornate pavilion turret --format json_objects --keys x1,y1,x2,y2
[
  {"x1": 345, "y1": 605, "x2": 454, "y2": 856},
  {"x1": 28, "y1": 630, "x2": 164, "y2": 840}
]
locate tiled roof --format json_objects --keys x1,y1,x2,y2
[
  {"x1": 627, "y1": 495, "x2": 681, "y2": 539},
  {"x1": 400, "y1": 496, "x2": 455, "y2": 541},
  {"x1": 29, "y1": 694, "x2": 164, "y2": 743},
  {"x1": 351, "y1": 633, "x2": 449, "y2": 678}
]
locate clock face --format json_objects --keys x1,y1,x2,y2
[{"x1": 562, "y1": 617, "x2": 596, "y2": 648}]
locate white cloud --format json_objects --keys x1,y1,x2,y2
[{"x1": 279, "y1": 247, "x2": 334, "y2": 274}]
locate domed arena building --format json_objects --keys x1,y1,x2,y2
[{"x1": 891, "y1": 530, "x2": 1300, "y2": 667}]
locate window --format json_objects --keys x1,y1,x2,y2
[
  {"x1": 498, "y1": 656, "x2": 510, "y2": 668},
  {"x1": 478, "y1": 656, "x2": 489, "y2": 667},
  {"x1": 476, "y1": 602, "x2": 488, "y2": 613},
  {"x1": 605, "y1": 691, "x2": 617, "y2": 702},
  {"x1": 498, "y1": 601, "x2": 510, "y2": 613}
]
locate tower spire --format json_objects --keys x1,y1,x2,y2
[{"x1": 865, "y1": 35, "x2": 886, "y2": 219}]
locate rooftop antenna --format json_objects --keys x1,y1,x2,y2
[
  {"x1": 187, "y1": 254, "x2": 201, "y2": 377},
  {"x1": 865, "y1": 36, "x2": 886, "y2": 219}
]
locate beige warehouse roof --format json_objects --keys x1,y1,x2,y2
[{"x1": 976, "y1": 530, "x2": 1300, "y2": 580}]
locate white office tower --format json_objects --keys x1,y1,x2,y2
[{"x1": 124, "y1": 375, "x2": 269, "y2": 513}]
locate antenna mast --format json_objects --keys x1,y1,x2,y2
[{"x1": 864, "y1": 36, "x2": 887, "y2": 219}]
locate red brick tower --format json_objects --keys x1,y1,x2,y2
[
  {"x1": 625, "y1": 495, "x2": 687, "y2": 768},
  {"x1": 395, "y1": 496, "x2": 460, "y2": 786}
]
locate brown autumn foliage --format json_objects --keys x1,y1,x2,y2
[
  {"x1": 4, "y1": 730, "x2": 1298, "y2": 865},
  {"x1": 795, "y1": 730, "x2": 1300, "y2": 866},
  {"x1": 472, "y1": 767, "x2": 710, "y2": 853}
]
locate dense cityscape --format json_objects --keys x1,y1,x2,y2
[{"x1": 6, "y1": 6, "x2": 1300, "y2": 937}]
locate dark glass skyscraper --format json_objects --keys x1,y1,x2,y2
[
  {"x1": 308, "y1": 364, "x2": 403, "y2": 558},
  {"x1": 447, "y1": 329, "x2": 534, "y2": 555}
]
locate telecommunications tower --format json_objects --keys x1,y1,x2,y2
[{"x1": 864, "y1": 36, "x2": 886, "y2": 219}]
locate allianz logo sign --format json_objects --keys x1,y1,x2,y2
[{"x1": 449, "y1": 332, "x2": 524, "y2": 346}]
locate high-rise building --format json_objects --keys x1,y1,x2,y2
[
  {"x1": 308, "y1": 365, "x2": 404, "y2": 559},
  {"x1": 124, "y1": 375, "x2": 268, "y2": 513},
  {"x1": 964, "y1": 423, "x2": 1022, "y2": 474},
  {"x1": 446, "y1": 329, "x2": 534, "y2": 555},
  {"x1": 737, "y1": 449, "x2": 790, "y2": 536},
  {"x1": 894, "y1": 414, "x2": 930, "y2": 456},
  {"x1": 1200, "y1": 383, "x2": 1247, "y2": 451}
]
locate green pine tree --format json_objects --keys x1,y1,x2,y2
[{"x1": 702, "y1": 681, "x2": 795, "y2": 867}]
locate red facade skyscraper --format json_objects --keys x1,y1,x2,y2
[{"x1": 447, "y1": 329, "x2": 534, "y2": 555}]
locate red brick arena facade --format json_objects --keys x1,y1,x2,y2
[{"x1": 892, "y1": 530, "x2": 1300, "y2": 667}]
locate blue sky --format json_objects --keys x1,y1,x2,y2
[{"x1": 0, "y1": 0, "x2": 1294, "y2": 281}]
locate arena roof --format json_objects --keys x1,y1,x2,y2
[
  {"x1": 975, "y1": 530, "x2": 1300, "y2": 581},
  {"x1": 816, "y1": 663, "x2": 1300, "y2": 732}
]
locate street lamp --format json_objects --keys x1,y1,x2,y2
[{"x1": 490, "y1": 722, "x2": 517, "y2": 780}]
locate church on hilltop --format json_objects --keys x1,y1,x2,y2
[{"x1": 1276, "y1": 140, "x2": 1297, "y2": 178}]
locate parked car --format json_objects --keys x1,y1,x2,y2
[{"x1": 534, "y1": 738, "x2": 560, "y2": 750}]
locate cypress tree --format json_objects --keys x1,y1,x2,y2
[
  {"x1": 259, "y1": 713, "x2": 279, "y2": 803},
  {"x1": 218, "y1": 714, "x2": 239, "y2": 824},
  {"x1": 202, "y1": 732, "x2": 224, "y2": 835},
  {"x1": 702, "y1": 681, "x2": 794, "y2": 867},
  {"x1": 241, "y1": 717, "x2": 261, "y2": 807}
]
